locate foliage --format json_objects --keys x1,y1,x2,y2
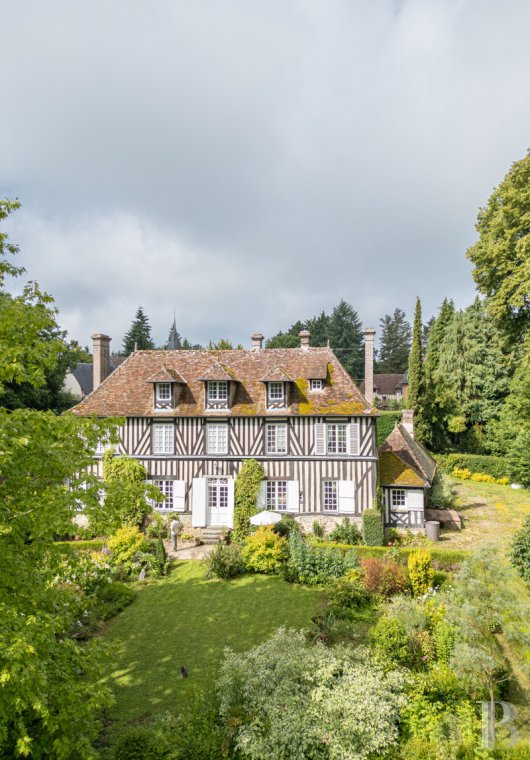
[
  {"x1": 145, "y1": 511, "x2": 169, "y2": 538},
  {"x1": 272, "y1": 512, "x2": 301, "y2": 538},
  {"x1": 233, "y1": 459, "x2": 265, "y2": 541},
  {"x1": 99, "y1": 452, "x2": 161, "y2": 531},
  {"x1": 354, "y1": 544, "x2": 467, "y2": 569},
  {"x1": 467, "y1": 149, "x2": 530, "y2": 341},
  {"x1": 376, "y1": 307, "x2": 412, "y2": 373},
  {"x1": 329, "y1": 516, "x2": 362, "y2": 545},
  {"x1": 360, "y1": 557, "x2": 408, "y2": 597},
  {"x1": 112, "y1": 726, "x2": 167, "y2": 760},
  {"x1": 284, "y1": 533, "x2": 356, "y2": 584},
  {"x1": 452, "y1": 467, "x2": 510, "y2": 485},
  {"x1": 325, "y1": 569, "x2": 372, "y2": 610},
  {"x1": 155, "y1": 699, "x2": 227, "y2": 759},
  {"x1": 217, "y1": 628, "x2": 406, "y2": 760},
  {"x1": 155, "y1": 537, "x2": 169, "y2": 575},
  {"x1": 435, "y1": 452, "x2": 509, "y2": 479},
  {"x1": 510, "y1": 516, "x2": 530, "y2": 582},
  {"x1": 122, "y1": 305, "x2": 155, "y2": 354},
  {"x1": 311, "y1": 519, "x2": 325, "y2": 538},
  {"x1": 107, "y1": 526, "x2": 163, "y2": 579},
  {"x1": 242, "y1": 526, "x2": 288, "y2": 573},
  {"x1": 408, "y1": 549, "x2": 435, "y2": 596},
  {"x1": 376, "y1": 410, "x2": 401, "y2": 445},
  {"x1": 204, "y1": 542, "x2": 246, "y2": 579},
  {"x1": 507, "y1": 429, "x2": 530, "y2": 486},
  {"x1": 95, "y1": 581, "x2": 136, "y2": 621},
  {"x1": 428, "y1": 471, "x2": 455, "y2": 508},
  {"x1": 362, "y1": 508, "x2": 384, "y2": 546},
  {"x1": 408, "y1": 297, "x2": 427, "y2": 441}
]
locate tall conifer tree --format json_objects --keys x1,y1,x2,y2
[
  {"x1": 122, "y1": 306, "x2": 155, "y2": 355},
  {"x1": 407, "y1": 297, "x2": 427, "y2": 441},
  {"x1": 376, "y1": 308, "x2": 412, "y2": 373}
]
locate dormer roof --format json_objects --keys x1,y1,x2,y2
[
  {"x1": 261, "y1": 366, "x2": 292, "y2": 383},
  {"x1": 71, "y1": 347, "x2": 374, "y2": 418},
  {"x1": 146, "y1": 366, "x2": 186, "y2": 384}
]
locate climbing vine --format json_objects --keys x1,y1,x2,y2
[
  {"x1": 98, "y1": 450, "x2": 161, "y2": 531},
  {"x1": 233, "y1": 459, "x2": 265, "y2": 542}
]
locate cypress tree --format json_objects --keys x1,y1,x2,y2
[
  {"x1": 122, "y1": 307, "x2": 155, "y2": 355},
  {"x1": 407, "y1": 297, "x2": 427, "y2": 442}
]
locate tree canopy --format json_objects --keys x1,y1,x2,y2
[
  {"x1": 376, "y1": 308, "x2": 411, "y2": 373},
  {"x1": 122, "y1": 306, "x2": 155, "y2": 354}
]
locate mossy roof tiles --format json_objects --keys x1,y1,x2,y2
[
  {"x1": 71, "y1": 347, "x2": 375, "y2": 418},
  {"x1": 379, "y1": 423, "x2": 436, "y2": 487}
]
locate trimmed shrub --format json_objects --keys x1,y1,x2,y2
[
  {"x1": 510, "y1": 516, "x2": 530, "y2": 583},
  {"x1": 241, "y1": 526, "x2": 288, "y2": 574},
  {"x1": 329, "y1": 517, "x2": 362, "y2": 545},
  {"x1": 408, "y1": 549, "x2": 435, "y2": 596},
  {"x1": 372, "y1": 615, "x2": 413, "y2": 667},
  {"x1": 155, "y1": 537, "x2": 169, "y2": 575},
  {"x1": 204, "y1": 542, "x2": 246, "y2": 580},
  {"x1": 354, "y1": 545, "x2": 467, "y2": 570},
  {"x1": 361, "y1": 557, "x2": 408, "y2": 597},
  {"x1": 112, "y1": 727, "x2": 166, "y2": 760},
  {"x1": 435, "y1": 453, "x2": 508, "y2": 479},
  {"x1": 362, "y1": 508, "x2": 384, "y2": 546}
]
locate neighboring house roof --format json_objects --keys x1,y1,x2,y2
[
  {"x1": 71, "y1": 363, "x2": 94, "y2": 396},
  {"x1": 379, "y1": 423, "x2": 436, "y2": 487},
  {"x1": 360, "y1": 373, "x2": 406, "y2": 396},
  {"x1": 71, "y1": 347, "x2": 374, "y2": 418},
  {"x1": 397, "y1": 370, "x2": 408, "y2": 387}
]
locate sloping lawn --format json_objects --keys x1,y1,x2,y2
[
  {"x1": 102, "y1": 561, "x2": 321, "y2": 735},
  {"x1": 439, "y1": 477, "x2": 530, "y2": 552}
]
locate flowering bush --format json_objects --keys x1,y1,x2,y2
[
  {"x1": 452, "y1": 467, "x2": 510, "y2": 485},
  {"x1": 107, "y1": 526, "x2": 164, "y2": 579},
  {"x1": 51, "y1": 550, "x2": 114, "y2": 595},
  {"x1": 242, "y1": 527, "x2": 287, "y2": 574},
  {"x1": 361, "y1": 557, "x2": 408, "y2": 597}
]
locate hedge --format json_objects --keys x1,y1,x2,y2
[
  {"x1": 376, "y1": 411, "x2": 401, "y2": 446},
  {"x1": 54, "y1": 539, "x2": 107, "y2": 553},
  {"x1": 362, "y1": 509, "x2": 385, "y2": 546},
  {"x1": 312, "y1": 542, "x2": 467, "y2": 570},
  {"x1": 435, "y1": 453, "x2": 508, "y2": 480}
]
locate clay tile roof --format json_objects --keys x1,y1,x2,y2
[
  {"x1": 261, "y1": 366, "x2": 292, "y2": 382},
  {"x1": 199, "y1": 362, "x2": 236, "y2": 382},
  {"x1": 145, "y1": 366, "x2": 186, "y2": 384},
  {"x1": 379, "y1": 424, "x2": 436, "y2": 487},
  {"x1": 305, "y1": 359, "x2": 329, "y2": 380},
  {"x1": 70, "y1": 347, "x2": 375, "y2": 418},
  {"x1": 360, "y1": 374, "x2": 404, "y2": 395}
]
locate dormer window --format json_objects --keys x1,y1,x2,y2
[
  {"x1": 309, "y1": 379, "x2": 324, "y2": 392},
  {"x1": 156, "y1": 383, "x2": 172, "y2": 404},
  {"x1": 147, "y1": 366, "x2": 186, "y2": 411},
  {"x1": 267, "y1": 382, "x2": 286, "y2": 409},
  {"x1": 207, "y1": 380, "x2": 228, "y2": 409}
]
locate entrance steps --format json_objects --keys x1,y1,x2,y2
[{"x1": 201, "y1": 526, "x2": 227, "y2": 545}]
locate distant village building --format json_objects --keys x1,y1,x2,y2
[
  {"x1": 360, "y1": 371, "x2": 408, "y2": 408},
  {"x1": 63, "y1": 352, "x2": 126, "y2": 400}
]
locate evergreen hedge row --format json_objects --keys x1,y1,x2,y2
[
  {"x1": 435, "y1": 453, "x2": 508, "y2": 479},
  {"x1": 312, "y1": 543, "x2": 468, "y2": 570},
  {"x1": 362, "y1": 509, "x2": 385, "y2": 546}
]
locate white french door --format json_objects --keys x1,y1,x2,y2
[{"x1": 207, "y1": 477, "x2": 230, "y2": 526}]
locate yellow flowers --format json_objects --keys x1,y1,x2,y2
[{"x1": 452, "y1": 467, "x2": 509, "y2": 485}]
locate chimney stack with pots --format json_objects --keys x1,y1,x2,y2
[
  {"x1": 299, "y1": 329, "x2": 311, "y2": 351},
  {"x1": 251, "y1": 332, "x2": 264, "y2": 351},
  {"x1": 363, "y1": 328, "x2": 376, "y2": 404},
  {"x1": 91, "y1": 333, "x2": 111, "y2": 390},
  {"x1": 402, "y1": 409, "x2": 414, "y2": 438}
]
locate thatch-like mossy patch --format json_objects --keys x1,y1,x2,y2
[{"x1": 379, "y1": 451, "x2": 426, "y2": 486}]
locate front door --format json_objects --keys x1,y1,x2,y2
[{"x1": 207, "y1": 477, "x2": 229, "y2": 526}]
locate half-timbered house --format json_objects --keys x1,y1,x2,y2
[{"x1": 72, "y1": 330, "x2": 379, "y2": 535}]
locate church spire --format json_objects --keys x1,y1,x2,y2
[{"x1": 166, "y1": 311, "x2": 182, "y2": 350}]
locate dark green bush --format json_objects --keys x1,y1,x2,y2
[
  {"x1": 326, "y1": 570, "x2": 372, "y2": 609},
  {"x1": 376, "y1": 411, "x2": 401, "y2": 446},
  {"x1": 362, "y1": 509, "x2": 384, "y2": 546},
  {"x1": 510, "y1": 516, "x2": 530, "y2": 582},
  {"x1": 204, "y1": 543, "x2": 246, "y2": 580},
  {"x1": 435, "y1": 453, "x2": 508, "y2": 479},
  {"x1": 311, "y1": 520, "x2": 325, "y2": 538},
  {"x1": 283, "y1": 533, "x2": 356, "y2": 585},
  {"x1": 329, "y1": 517, "x2": 362, "y2": 545},
  {"x1": 272, "y1": 513, "x2": 301, "y2": 538},
  {"x1": 95, "y1": 581, "x2": 136, "y2": 620},
  {"x1": 113, "y1": 727, "x2": 166, "y2": 760},
  {"x1": 155, "y1": 536, "x2": 168, "y2": 575},
  {"x1": 428, "y1": 471, "x2": 455, "y2": 509}
]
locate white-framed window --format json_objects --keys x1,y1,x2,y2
[
  {"x1": 206, "y1": 423, "x2": 228, "y2": 454},
  {"x1": 309, "y1": 379, "x2": 324, "y2": 391},
  {"x1": 153, "y1": 480, "x2": 173, "y2": 510},
  {"x1": 323, "y1": 480, "x2": 338, "y2": 511},
  {"x1": 267, "y1": 382, "x2": 285, "y2": 406},
  {"x1": 327, "y1": 423, "x2": 348, "y2": 454},
  {"x1": 155, "y1": 383, "x2": 172, "y2": 402},
  {"x1": 153, "y1": 423, "x2": 174, "y2": 454},
  {"x1": 391, "y1": 489, "x2": 407, "y2": 509},
  {"x1": 208, "y1": 477, "x2": 229, "y2": 509},
  {"x1": 207, "y1": 381, "x2": 228, "y2": 402},
  {"x1": 266, "y1": 423, "x2": 287, "y2": 454},
  {"x1": 267, "y1": 480, "x2": 288, "y2": 511}
]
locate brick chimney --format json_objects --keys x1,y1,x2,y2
[
  {"x1": 402, "y1": 409, "x2": 414, "y2": 438},
  {"x1": 299, "y1": 330, "x2": 311, "y2": 351},
  {"x1": 251, "y1": 332, "x2": 264, "y2": 351},
  {"x1": 91, "y1": 333, "x2": 111, "y2": 390},
  {"x1": 363, "y1": 328, "x2": 376, "y2": 404}
]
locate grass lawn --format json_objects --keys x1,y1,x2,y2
[
  {"x1": 102, "y1": 561, "x2": 321, "y2": 737},
  {"x1": 439, "y1": 477, "x2": 530, "y2": 553}
]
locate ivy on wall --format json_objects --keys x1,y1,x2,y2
[{"x1": 233, "y1": 459, "x2": 265, "y2": 542}]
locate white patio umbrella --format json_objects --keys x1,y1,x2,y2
[{"x1": 249, "y1": 510, "x2": 282, "y2": 526}]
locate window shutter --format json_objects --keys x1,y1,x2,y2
[
  {"x1": 348, "y1": 421, "x2": 360, "y2": 455},
  {"x1": 314, "y1": 423, "x2": 326, "y2": 455},
  {"x1": 192, "y1": 478, "x2": 207, "y2": 527},
  {"x1": 174, "y1": 480, "x2": 185, "y2": 512},
  {"x1": 226, "y1": 478, "x2": 235, "y2": 529},
  {"x1": 406, "y1": 489, "x2": 424, "y2": 510},
  {"x1": 287, "y1": 480, "x2": 300, "y2": 512},
  {"x1": 338, "y1": 480, "x2": 356, "y2": 513},
  {"x1": 256, "y1": 481, "x2": 267, "y2": 509}
]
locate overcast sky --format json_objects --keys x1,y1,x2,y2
[{"x1": 1, "y1": 0, "x2": 529, "y2": 351}]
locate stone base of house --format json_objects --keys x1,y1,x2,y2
[{"x1": 294, "y1": 513, "x2": 362, "y2": 534}]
